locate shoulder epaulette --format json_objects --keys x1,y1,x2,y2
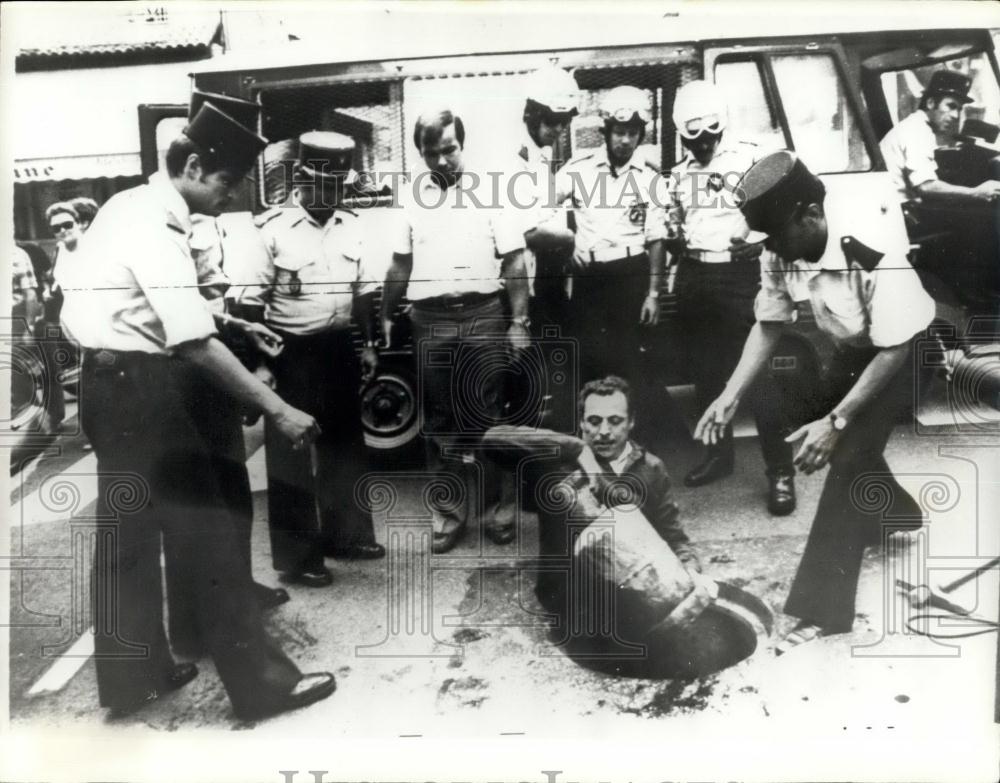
[
  {"x1": 253, "y1": 207, "x2": 284, "y2": 229},
  {"x1": 841, "y1": 236, "x2": 883, "y2": 273},
  {"x1": 336, "y1": 206, "x2": 358, "y2": 218},
  {"x1": 564, "y1": 149, "x2": 597, "y2": 167},
  {"x1": 643, "y1": 159, "x2": 662, "y2": 174}
]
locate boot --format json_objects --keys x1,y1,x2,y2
[
  {"x1": 684, "y1": 430, "x2": 735, "y2": 487},
  {"x1": 767, "y1": 470, "x2": 797, "y2": 516}
]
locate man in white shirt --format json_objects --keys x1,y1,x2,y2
[
  {"x1": 880, "y1": 69, "x2": 1000, "y2": 204},
  {"x1": 382, "y1": 108, "x2": 530, "y2": 553},
  {"x1": 552, "y1": 85, "x2": 668, "y2": 408},
  {"x1": 61, "y1": 103, "x2": 336, "y2": 720},
  {"x1": 243, "y1": 131, "x2": 386, "y2": 587},
  {"x1": 696, "y1": 151, "x2": 934, "y2": 653}
]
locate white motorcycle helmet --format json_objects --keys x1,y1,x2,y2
[
  {"x1": 598, "y1": 85, "x2": 652, "y2": 126},
  {"x1": 524, "y1": 65, "x2": 580, "y2": 116},
  {"x1": 672, "y1": 80, "x2": 728, "y2": 139}
]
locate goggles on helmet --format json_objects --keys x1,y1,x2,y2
[
  {"x1": 678, "y1": 113, "x2": 723, "y2": 140},
  {"x1": 605, "y1": 108, "x2": 647, "y2": 125}
]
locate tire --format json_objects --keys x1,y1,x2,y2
[{"x1": 360, "y1": 359, "x2": 420, "y2": 457}]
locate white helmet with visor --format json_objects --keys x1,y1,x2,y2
[
  {"x1": 672, "y1": 80, "x2": 728, "y2": 140},
  {"x1": 524, "y1": 66, "x2": 580, "y2": 116},
  {"x1": 598, "y1": 85, "x2": 652, "y2": 126}
]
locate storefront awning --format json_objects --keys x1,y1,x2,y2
[{"x1": 13, "y1": 153, "x2": 142, "y2": 183}]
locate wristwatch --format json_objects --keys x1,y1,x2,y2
[
  {"x1": 830, "y1": 412, "x2": 848, "y2": 431},
  {"x1": 511, "y1": 315, "x2": 531, "y2": 330}
]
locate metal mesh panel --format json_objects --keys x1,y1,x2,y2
[
  {"x1": 568, "y1": 62, "x2": 702, "y2": 172},
  {"x1": 256, "y1": 80, "x2": 403, "y2": 207}
]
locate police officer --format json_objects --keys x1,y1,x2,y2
[
  {"x1": 166, "y1": 92, "x2": 291, "y2": 658},
  {"x1": 881, "y1": 69, "x2": 1000, "y2": 314},
  {"x1": 668, "y1": 80, "x2": 795, "y2": 515},
  {"x1": 242, "y1": 131, "x2": 386, "y2": 587},
  {"x1": 880, "y1": 70, "x2": 1000, "y2": 204},
  {"x1": 517, "y1": 66, "x2": 579, "y2": 336},
  {"x1": 553, "y1": 85, "x2": 668, "y2": 392},
  {"x1": 695, "y1": 151, "x2": 934, "y2": 652},
  {"x1": 494, "y1": 67, "x2": 582, "y2": 532},
  {"x1": 60, "y1": 103, "x2": 336, "y2": 720}
]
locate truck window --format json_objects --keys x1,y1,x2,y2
[
  {"x1": 771, "y1": 53, "x2": 871, "y2": 173},
  {"x1": 715, "y1": 60, "x2": 785, "y2": 151},
  {"x1": 715, "y1": 52, "x2": 871, "y2": 174},
  {"x1": 258, "y1": 81, "x2": 401, "y2": 207},
  {"x1": 879, "y1": 52, "x2": 1000, "y2": 128},
  {"x1": 154, "y1": 117, "x2": 190, "y2": 173}
]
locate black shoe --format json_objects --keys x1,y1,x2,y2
[
  {"x1": 432, "y1": 526, "x2": 466, "y2": 554},
  {"x1": 484, "y1": 526, "x2": 516, "y2": 545},
  {"x1": 326, "y1": 542, "x2": 386, "y2": 560},
  {"x1": 108, "y1": 663, "x2": 199, "y2": 719},
  {"x1": 235, "y1": 672, "x2": 337, "y2": 721},
  {"x1": 684, "y1": 449, "x2": 735, "y2": 487},
  {"x1": 279, "y1": 567, "x2": 333, "y2": 588},
  {"x1": 253, "y1": 582, "x2": 291, "y2": 610},
  {"x1": 767, "y1": 472, "x2": 797, "y2": 516}
]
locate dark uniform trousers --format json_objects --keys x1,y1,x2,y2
[
  {"x1": 513, "y1": 248, "x2": 576, "y2": 434},
  {"x1": 532, "y1": 248, "x2": 573, "y2": 336},
  {"x1": 783, "y1": 339, "x2": 923, "y2": 633},
  {"x1": 165, "y1": 369, "x2": 253, "y2": 656},
  {"x1": 265, "y1": 328, "x2": 377, "y2": 574},
  {"x1": 81, "y1": 351, "x2": 300, "y2": 716},
  {"x1": 570, "y1": 254, "x2": 648, "y2": 384},
  {"x1": 409, "y1": 294, "x2": 506, "y2": 529},
  {"x1": 675, "y1": 256, "x2": 793, "y2": 474}
]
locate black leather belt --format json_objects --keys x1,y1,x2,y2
[{"x1": 413, "y1": 291, "x2": 500, "y2": 310}]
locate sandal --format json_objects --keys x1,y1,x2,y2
[{"x1": 775, "y1": 621, "x2": 826, "y2": 656}]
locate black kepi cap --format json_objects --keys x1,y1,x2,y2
[
  {"x1": 923, "y1": 70, "x2": 974, "y2": 105},
  {"x1": 183, "y1": 103, "x2": 268, "y2": 175},
  {"x1": 188, "y1": 90, "x2": 262, "y2": 130},
  {"x1": 297, "y1": 131, "x2": 357, "y2": 183},
  {"x1": 737, "y1": 150, "x2": 826, "y2": 236}
]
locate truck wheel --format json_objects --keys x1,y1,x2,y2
[{"x1": 361, "y1": 362, "x2": 419, "y2": 454}]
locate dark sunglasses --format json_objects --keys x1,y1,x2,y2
[{"x1": 50, "y1": 221, "x2": 77, "y2": 233}]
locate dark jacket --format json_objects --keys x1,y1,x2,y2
[
  {"x1": 604, "y1": 442, "x2": 699, "y2": 570},
  {"x1": 481, "y1": 426, "x2": 699, "y2": 570}
]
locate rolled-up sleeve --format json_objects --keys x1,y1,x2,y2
[
  {"x1": 491, "y1": 178, "x2": 528, "y2": 257},
  {"x1": 391, "y1": 183, "x2": 416, "y2": 257},
  {"x1": 354, "y1": 236, "x2": 379, "y2": 297},
  {"x1": 238, "y1": 230, "x2": 277, "y2": 308},
  {"x1": 901, "y1": 130, "x2": 938, "y2": 192},
  {"x1": 130, "y1": 230, "x2": 216, "y2": 349},
  {"x1": 754, "y1": 251, "x2": 795, "y2": 323},
  {"x1": 866, "y1": 256, "x2": 935, "y2": 347}
]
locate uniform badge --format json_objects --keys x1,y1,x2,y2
[
  {"x1": 708, "y1": 172, "x2": 725, "y2": 192},
  {"x1": 628, "y1": 200, "x2": 648, "y2": 225},
  {"x1": 276, "y1": 268, "x2": 302, "y2": 296}
]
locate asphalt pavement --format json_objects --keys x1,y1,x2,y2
[{"x1": 5, "y1": 389, "x2": 999, "y2": 780}]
